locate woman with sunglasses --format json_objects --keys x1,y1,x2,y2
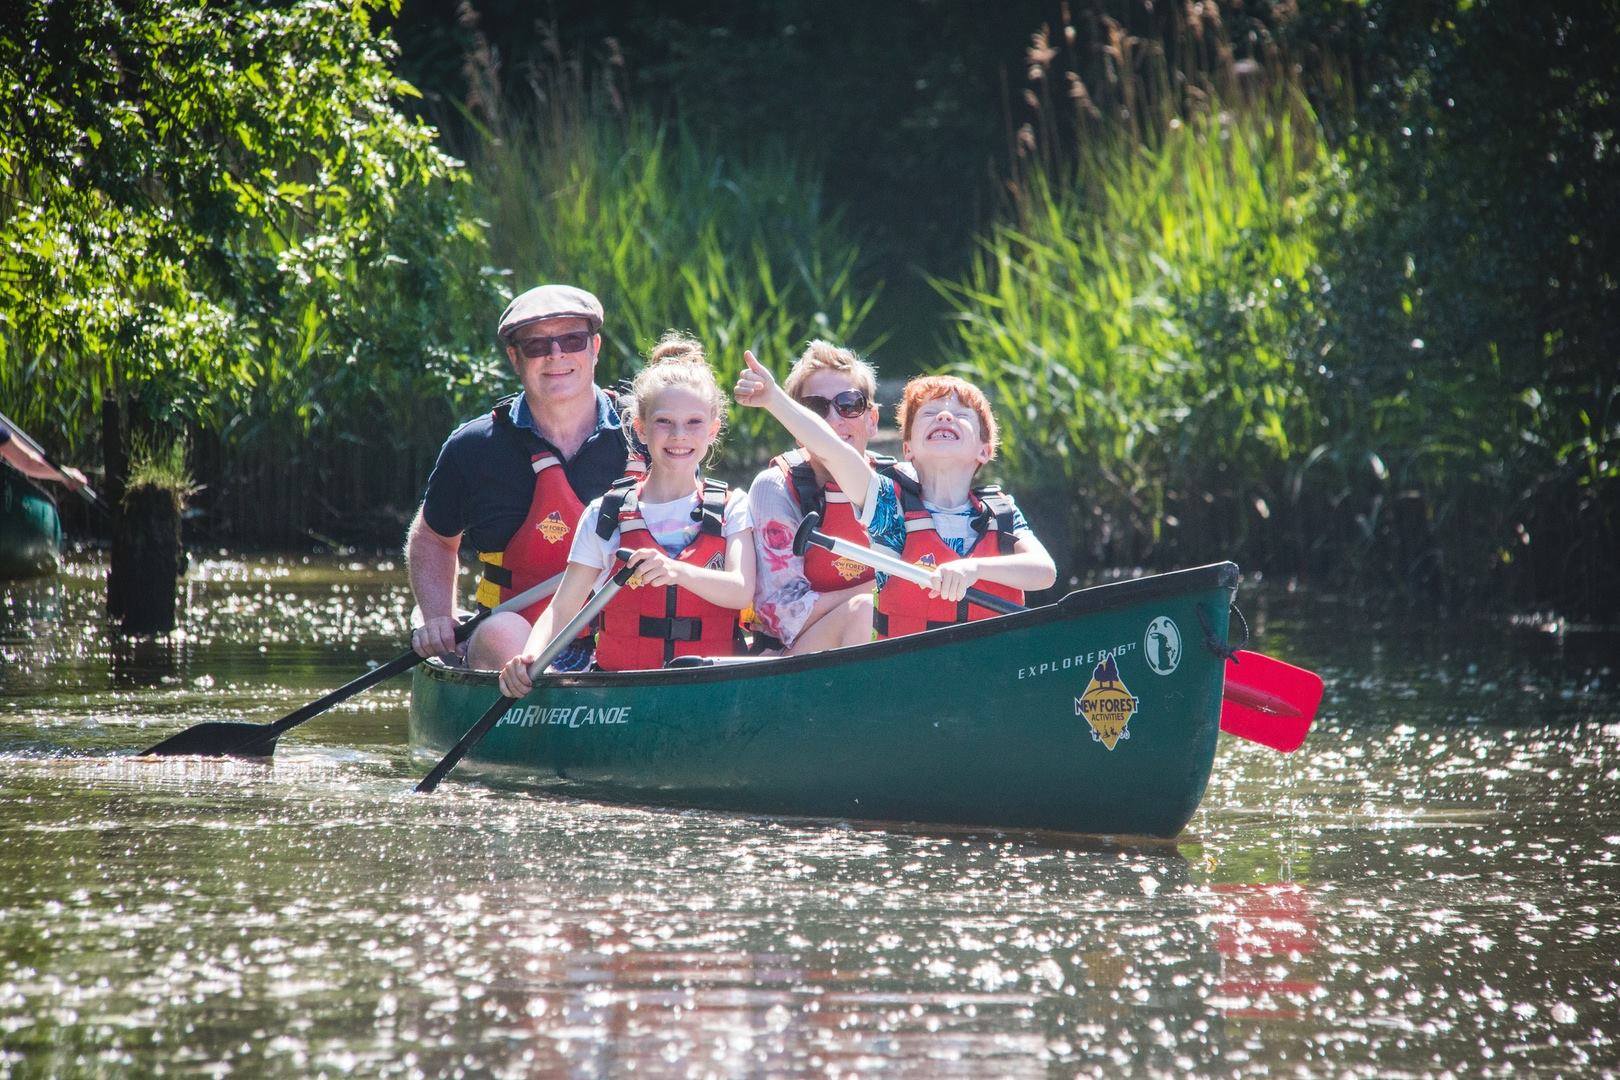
[
  {"x1": 744, "y1": 341, "x2": 905, "y2": 655},
  {"x1": 736, "y1": 355, "x2": 1056, "y2": 642}
]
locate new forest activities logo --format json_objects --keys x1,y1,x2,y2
[
  {"x1": 1076, "y1": 654, "x2": 1140, "y2": 750},
  {"x1": 832, "y1": 555, "x2": 867, "y2": 581},
  {"x1": 537, "y1": 510, "x2": 569, "y2": 544}
]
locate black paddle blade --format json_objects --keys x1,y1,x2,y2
[{"x1": 139, "y1": 722, "x2": 279, "y2": 759}]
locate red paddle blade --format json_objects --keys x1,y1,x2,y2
[{"x1": 1219, "y1": 649, "x2": 1323, "y2": 753}]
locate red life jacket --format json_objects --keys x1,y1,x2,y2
[
  {"x1": 872, "y1": 478, "x2": 1024, "y2": 639},
  {"x1": 475, "y1": 448, "x2": 586, "y2": 624},
  {"x1": 593, "y1": 476, "x2": 741, "y2": 671},
  {"x1": 475, "y1": 396, "x2": 643, "y2": 623},
  {"x1": 770, "y1": 448, "x2": 898, "y2": 592}
]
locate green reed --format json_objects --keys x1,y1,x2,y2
[
  {"x1": 938, "y1": 2, "x2": 1616, "y2": 615},
  {"x1": 461, "y1": 57, "x2": 877, "y2": 474},
  {"x1": 940, "y1": 58, "x2": 1328, "y2": 570}
]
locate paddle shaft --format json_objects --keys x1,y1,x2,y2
[
  {"x1": 138, "y1": 570, "x2": 564, "y2": 757},
  {"x1": 0, "y1": 408, "x2": 109, "y2": 513},
  {"x1": 415, "y1": 552, "x2": 637, "y2": 794},
  {"x1": 798, "y1": 520, "x2": 1021, "y2": 615}
]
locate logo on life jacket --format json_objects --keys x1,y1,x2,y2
[
  {"x1": 705, "y1": 552, "x2": 725, "y2": 571},
  {"x1": 536, "y1": 510, "x2": 570, "y2": 544},
  {"x1": 832, "y1": 555, "x2": 866, "y2": 581},
  {"x1": 1076, "y1": 654, "x2": 1140, "y2": 750},
  {"x1": 917, "y1": 553, "x2": 937, "y2": 568}
]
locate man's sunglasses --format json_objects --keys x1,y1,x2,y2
[
  {"x1": 796, "y1": 389, "x2": 870, "y2": 419},
  {"x1": 512, "y1": 331, "x2": 594, "y2": 358}
]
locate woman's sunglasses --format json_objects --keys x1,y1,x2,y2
[
  {"x1": 796, "y1": 389, "x2": 870, "y2": 419},
  {"x1": 512, "y1": 331, "x2": 593, "y2": 358}
]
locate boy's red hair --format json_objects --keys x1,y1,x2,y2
[{"x1": 896, "y1": 375, "x2": 999, "y2": 461}]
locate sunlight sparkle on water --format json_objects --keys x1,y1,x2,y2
[{"x1": 1, "y1": 558, "x2": 1617, "y2": 1074}]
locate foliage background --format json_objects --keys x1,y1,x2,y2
[{"x1": 2, "y1": 0, "x2": 1615, "y2": 617}]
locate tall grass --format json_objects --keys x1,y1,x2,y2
[
  {"x1": 939, "y1": 4, "x2": 1617, "y2": 616},
  {"x1": 460, "y1": 49, "x2": 878, "y2": 475},
  {"x1": 940, "y1": 16, "x2": 1328, "y2": 571}
]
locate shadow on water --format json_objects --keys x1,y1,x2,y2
[{"x1": 2, "y1": 557, "x2": 1618, "y2": 1074}]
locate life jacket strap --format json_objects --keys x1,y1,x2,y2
[
  {"x1": 476, "y1": 550, "x2": 508, "y2": 609},
  {"x1": 596, "y1": 475, "x2": 639, "y2": 540},
  {"x1": 696, "y1": 479, "x2": 729, "y2": 536},
  {"x1": 638, "y1": 615, "x2": 706, "y2": 642}
]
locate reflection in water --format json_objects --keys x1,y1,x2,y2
[
  {"x1": 1208, "y1": 884, "x2": 1319, "y2": 1022},
  {"x1": 1, "y1": 558, "x2": 1618, "y2": 1075},
  {"x1": 109, "y1": 635, "x2": 185, "y2": 688}
]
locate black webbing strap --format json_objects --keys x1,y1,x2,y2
[
  {"x1": 785, "y1": 457, "x2": 825, "y2": 519},
  {"x1": 640, "y1": 614, "x2": 705, "y2": 643},
  {"x1": 972, "y1": 485, "x2": 1020, "y2": 554},
  {"x1": 695, "y1": 479, "x2": 728, "y2": 536},
  {"x1": 596, "y1": 475, "x2": 638, "y2": 540},
  {"x1": 1198, "y1": 603, "x2": 1251, "y2": 660}
]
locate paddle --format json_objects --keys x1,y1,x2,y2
[
  {"x1": 138, "y1": 571, "x2": 566, "y2": 759},
  {"x1": 0, "y1": 408, "x2": 109, "y2": 514},
  {"x1": 791, "y1": 513, "x2": 1322, "y2": 753},
  {"x1": 415, "y1": 550, "x2": 638, "y2": 794}
]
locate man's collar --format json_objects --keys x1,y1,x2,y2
[{"x1": 510, "y1": 388, "x2": 621, "y2": 436}]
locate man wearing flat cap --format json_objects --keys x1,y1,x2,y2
[{"x1": 407, "y1": 284, "x2": 637, "y2": 669}]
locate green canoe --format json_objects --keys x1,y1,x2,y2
[
  {"x1": 410, "y1": 562, "x2": 1239, "y2": 838},
  {"x1": 0, "y1": 464, "x2": 63, "y2": 579}
]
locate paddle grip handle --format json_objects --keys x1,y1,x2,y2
[{"x1": 791, "y1": 512, "x2": 821, "y2": 558}]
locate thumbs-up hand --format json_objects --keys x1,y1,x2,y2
[{"x1": 733, "y1": 350, "x2": 780, "y2": 409}]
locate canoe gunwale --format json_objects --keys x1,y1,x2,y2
[{"x1": 425, "y1": 560, "x2": 1241, "y2": 688}]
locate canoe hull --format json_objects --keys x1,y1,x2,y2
[
  {"x1": 410, "y1": 563, "x2": 1239, "y2": 838},
  {"x1": 0, "y1": 465, "x2": 63, "y2": 579}
]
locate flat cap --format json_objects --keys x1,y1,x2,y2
[{"x1": 497, "y1": 284, "x2": 604, "y2": 340}]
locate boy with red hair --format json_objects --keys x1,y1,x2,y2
[{"x1": 736, "y1": 357, "x2": 1055, "y2": 642}]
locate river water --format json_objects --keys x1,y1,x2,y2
[{"x1": 1, "y1": 557, "x2": 1616, "y2": 1077}]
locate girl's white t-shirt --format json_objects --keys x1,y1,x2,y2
[{"x1": 569, "y1": 487, "x2": 753, "y2": 576}]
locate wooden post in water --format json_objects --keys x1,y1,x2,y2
[{"x1": 103, "y1": 396, "x2": 188, "y2": 634}]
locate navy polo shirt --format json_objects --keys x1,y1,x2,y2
[{"x1": 420, "y1": 389, "x2": 631, "y2": 555}]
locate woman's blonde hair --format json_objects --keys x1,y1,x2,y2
[
  {"x1": 782, "y1": 340, "x2": 878, "y2": 402},
  {"x1": 624, "y1": 331, "x2": 728, "y2": 459},
  {"x1": 896, "y1": 374, "x2": 1000, "y2": 462}
]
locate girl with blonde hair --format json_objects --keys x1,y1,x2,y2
[{"x1": 499, "y1": 333, "x2": 754, "y2": 686}]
